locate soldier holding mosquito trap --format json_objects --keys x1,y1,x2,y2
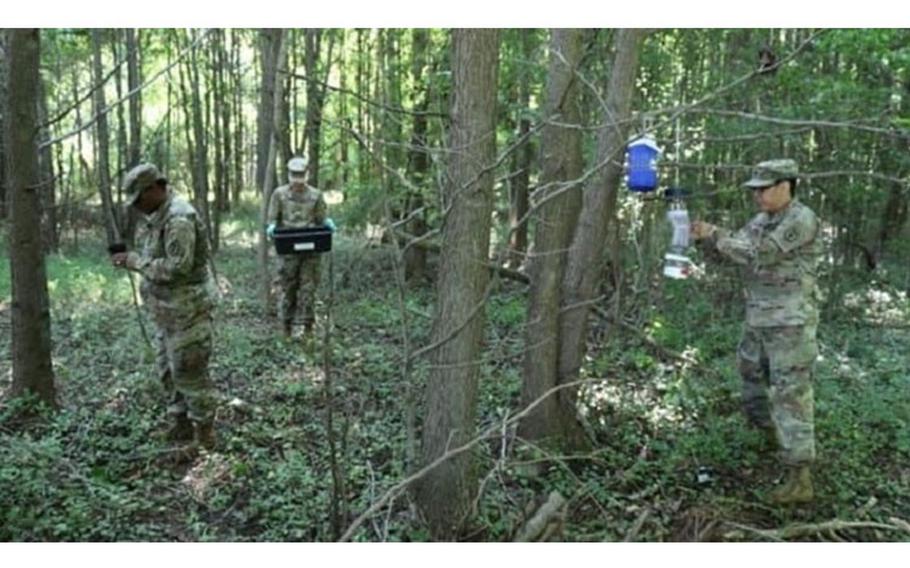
[{"x1": 692, "y1": 159, "x2": 822, "y2": 505}]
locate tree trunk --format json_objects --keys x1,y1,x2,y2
[
  {"x1": 337, "y1": 30, "x2": 349, "y2": 189},
  {"x1": 414, "y1": 28, "x2": 500, "y2": 541},
  {"x1": 277, "y1": 31, "x2": 292, "y2": 184},
  {"x1": 112, "y1": 31, "x2": 128, "y2": 198},
  {"x1": 256, "y1": 29, "x2": 282, "y2": 193},
  {"x1": 217, "y1": 29, "x2": 232, "y2": 216},
  {"x1": 5, "y1": 29, "x2": 57, "y2": 410},
  {"x1": 403, "y1": 28, "x2": 430, "y2": 282},
  {"x1": 231, "y1": 29, "x2": 244, "y2": 205},
  {"x1": 356, "y1": 29, "x2": 367, "y2": 188},
  {"x1": 558, "y1": 29, "x2": 647, "y2": 386},
  {"x1": 126, "y1": 29, "x2": 142, "y2": 167},
  {"x1": 211, "y1": 31, "x2": 225, "y2": 251},
  {"x1": 187, "y1": 30, "x2": 211, "y2": 238},
  {"x1": 0, "y1": 32, "x2": 8, "y2": 220},
  {"x1": 36, "y1": 78, "x2": 57, "y2": 253},
  {"x1": 508, "y1": 29, "x2": 534, "y2": 269},
  {"x1": 304, "y1": 28, "x2": 324, "y2": 188},
  {"x1": 258, "y1": 31, "x2": 287, "y2": 312},
  {"x1": 91, "y1": 29, "x2": 120, "y2": 244},
  {"x1": 518, "y1": 28, "x2": 587, "y2": 450}
]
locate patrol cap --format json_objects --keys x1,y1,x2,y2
[
  {"x1": 743, "y1": 159, "x2": 798, "y2": 189},
  {"x1": 288, "y1": 156, "x2": 308, "y2": 180},
  {"x1": 123, "y1": 163, "x2": 167, "y2": 204}
]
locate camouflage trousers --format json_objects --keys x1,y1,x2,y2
[
  {"x1": 737, "y1": 324, "x2": 817, "y2": 466},
  {"x1": 152, "y1": 306, "x2": 216, "y2": 425},
  {"x1": 278, "y1": 253, "x2": 321, "y2": 328}
]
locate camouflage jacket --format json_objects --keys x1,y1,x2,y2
[
  {"x1": 706, "y1": 199, "x2": 822, "y2": 327},
  {"x1": 128, "y1": 192, "x2": 215, "y2": 316},
  {"x1": 267, "y1": 183, "x2": 326, "y2": 229}
]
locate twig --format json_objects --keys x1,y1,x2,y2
[
  {"x1": 126, "y1": 272, "x2": 153, "y2": 350},
  {"x1": 513, "y1": 491, "x2": 567, "y2": 542},
  {"x1": 725, "y1": 519, "x2": 903, "y2": 541},
  {"x1": 623, "y1": 508, "x2": 652, "y2": 542}
]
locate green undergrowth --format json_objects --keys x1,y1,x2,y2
[{"x1": 1, "y1": 218, "x2": 909, "y2": 542}]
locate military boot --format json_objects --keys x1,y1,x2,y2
[
  {"x1": 769, "y1": 465, "x2": 814, "y2": 505},
  {"x1": 165, "y1": 414, "x2": 195, "y2": 443},
  {"x1": 194, "y1": 421, "x2": 217, "y2": 451}
]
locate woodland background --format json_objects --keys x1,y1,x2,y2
[{"x1": 1, "y1": 28, "x2": 910, "y2": 542}]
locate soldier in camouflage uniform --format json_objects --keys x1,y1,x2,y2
[
  {"x1": 266, "y1": 156, "x2": 327, "y2": 338},
  {"x1": 692, "y1": 159, "x2": 822, "y2": 505},
  {"x1": 111, "y1": 164, "x2": 218, "y2": 450}
]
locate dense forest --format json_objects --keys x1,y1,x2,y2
[{"x1": 2, "y1": 28, "x2": 910, "y2": 542}]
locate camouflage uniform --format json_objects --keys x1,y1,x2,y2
[
  {"x1": 702, "y1": 160, "x2": 822, "y2": 467},
  {"x1": 124, "y1": 167, "x2": 217, "y2": 430},
  {"x1": 267, "y1": 168, "x2": 326, "y2": 333}
]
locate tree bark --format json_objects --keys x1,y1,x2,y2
[
  {"x1": 258, "y1": 31, "x2": 287, "y2": 312},
  {"x1": 518, "y1": 28, "x2": 587, "y2": 450},
  {"x1": 231, "y1": 29, "x2": 244, "y2": 205},
  {"x1": 508, "y1": 29, "x2": 534, "y2": 269},
  {"x1": 403, "y1": 28, "x2": 430, "y2": 282},
  {"x1": 256, "y1": 29, "x2": 282, "y2": 193},
  {"x1": 91, "y1": 29, "x2": 120, "y2": 244},
  {"x1": 414, "y1": 28, "x2": 500, "y2": 541},
  {"x1": 211, "y1": 30, "x2": 225, "y2": 250},
  {"x1": 0, "y1": 32, "x2": 8, "y2": 220},
  {"x1": 189, "y1": 30, "x2": 211, "y2": 239},
  {"x1": 557, "y1": 29, "x2": 647, "y2": 387},
  {"x1": 36, "y1": 78, "x2": 57, "y2": 253},
  {"x1": 304, "y1": 28, "x2": 325, "y2": 188},
  {"x1": 126, "y1": 29, "x2": 142, "y2": 167},
  {"x1": 112, "y1": 31, "x2": 128, "y2": 198},
  {"x1": 277, "y1": 30, "x2": 292, "y2": 183},
  {"x1": 6, "y1": 28, "x2": 57, "y2": 410}
]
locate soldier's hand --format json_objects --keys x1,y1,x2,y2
[
  {"x1": 111, "y1": 252, "x2": 129, "y2": 269},
  {"x1": 691, "y1": 221, "x2": 717, "y2": 240}
]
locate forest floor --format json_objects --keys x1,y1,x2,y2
[{"x1": 2, "y1": 205, "x2": 910, "y2": 542}]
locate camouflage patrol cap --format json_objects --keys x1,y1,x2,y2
[
  {"x1": 123, "y1": 163, "x2": 167, "y2": 204},
  {"x1": 743, "y1": 159, "x2": 799, "y2": 189},
  {"x1": 287, "y1": 156, "x2": 308, "y2": 180}
]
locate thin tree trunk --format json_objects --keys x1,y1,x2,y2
[
  {"x1": 231, "y1": 29, "x2": 244, "y2": 205},
  {"x1": 256, "y1": 29, "x2": 281, "y2": 193},
  {"x1": 337, "y1": 30, "x2": 349, "y2": 189},
  {"x1": 211, "y1": 31, "x2": 225, "y2": 251},
  {"x1": 278, "y1": 30, "x2": 292, "y2": 183},
  {"x1": 112, "y1": 31, "x2": 128, "y2": 199},
  {"x1": 126, "y1": 29, "x2": 142, "y2": 167},
  {"x1": 258, "y1": 31, "x2": 287, "y2": 311},
  {"x1": 188, "y1": 30, "x2": 211, "y2": 238},
  {"x1": 403, "y1": 28, "x2": 430, "y2": 282},
  {"x1": 0, "y1": 32, "x2": 8, "y2": 220},
  {"x1": 414, "y1": 28, "x2": 500, "y2": 541},
  {"x1": 91, "y1": 29, "x2": 119, "y2": 244},
  {"x1": 304, "y1": 28, "x2": 324, "y2": 188},
  {"x1": 163, "y1": 37, "x2": 172, "y2": 173},
  {"x1": 6, "y1": 28, "x2": 57, "y2": 410},
  {"x1": 558, "y1": 29, "x2": 647, "y2": 386},
  {"x1": 518, "y1": 28, "x2": 587, "y2": 450},
  {"x1": 508, "y1": 29, "x2": 534, "y2": 269},
  {"x1": 217, "y1": 29, "x2": 231, "y2": 213}
]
